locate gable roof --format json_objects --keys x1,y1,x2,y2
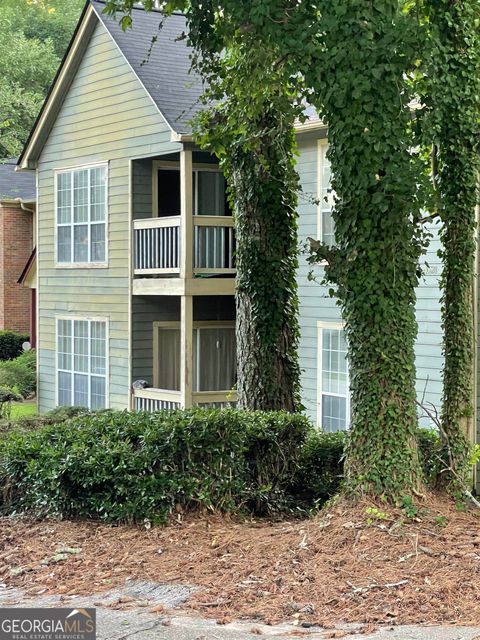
[
  {"x1": 18, "y1": 0, "x2": 204, "y2": 170},
  {"x1": 0, "y1": 159, "x2": 36, "y2": 202},
  {"x1": 17, "y1": 0, "x2": 323, "y2": 170},
  {"x1": 92, "y1": 0, "x2": 204, "y2": 134}
]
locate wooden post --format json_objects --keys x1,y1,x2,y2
[
  {"x1": 180, "y1": 295, "x2": 193, "y2": 408},
  {"x1": 180, "y1": 148, "x2": 193, "y2": 280}
]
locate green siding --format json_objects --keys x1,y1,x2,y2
[
  {"x1": 296, "y1": 132, "x2": 443, "y2": 428},
  {"x1": 37, "y1": 17, "x2": 181, "y2": 412}
]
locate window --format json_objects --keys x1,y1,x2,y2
[
  {"x1": 155, "y1": 166, "x2": 230, "y2": 218},
  {"x1": 193, "y1": 325, "x2": 236, "y2": 391},
  {"x1": 57, "y1": 318, "x2": 107, "y2": 409},
  {"x1": 317, "y1": 141, "x2": 335, "y2": 247},
  {"x1": 56, "y1": 165, "x2": 107, "y2": 264},
  {"x1": 193, "y1": 170, "x2": 230, "y2": 216},
  {"x1": 153, "y1": 322, "x2": 236, "y2": 392},
  {"x1": 318, "y1": 323, "x2": 350, "y2": 431}
]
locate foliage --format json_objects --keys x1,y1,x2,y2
[
  {"x1": 422, "y1": 0, "x2": 480, "y2": 489},
  {"x1": 0, "y1": 349, "x2": 36, "y2": 398},
  {"x1": 0, "y1": 332, "x2": 29, "y2": 361},
  {"x1": 0, "y1": 408, "x2": 311, "y2": 521},
  {"x1": 292, "y1": 428, "x2": 443, "y2": 505},
  {"x1": 0, "y1": 387, "x2": 21, "y2": 420},
  {"x1": 0, "y1": 405, "x2": 89, "y2": 436},
  {"x1": 103, "y1": 0, "x2": 303, "y2": 412},
  {"x1": 305, "y1": 1, "x2": 427, "y2": 497},
  {"x1": 0, "y1": 0, "x2": 84, "y2": 158}
]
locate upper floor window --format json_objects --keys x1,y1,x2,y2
[
  {"x1": 56, "y1": 165, "x2": 107, "y2": 265},
  {"x1": 317, "y1": 141, "x2": 335, "y2": 247},
  {"x1": 155, "y1": 165, "x2": 230, "y2": 218}
]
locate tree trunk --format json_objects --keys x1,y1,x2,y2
[
  {"x1": 231, "y1": 114, "x2": 301, "y2": 411},
  {"x1": 427, "y1": 0, "x2": 479, "y2": 488}
]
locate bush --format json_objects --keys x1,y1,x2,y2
[
  {"x1": 0, "y1": 332, "x2": 29, "y2": 361},
  {"x1": 0, "y1": 350, "x2": 36, "y2": 398},
  {"x1": 0, "y1": 407, "x2": 443, "y2": 523},
  {"x1": 0, "y1": 408, "x2": 311, "y2": 522},
  {"x1": 293, "y1": 427, "x2": 443, "y2": 504}
]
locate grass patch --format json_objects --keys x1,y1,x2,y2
[{"x1": 10, "y1": 402, "x2": 37, "y2": 419}]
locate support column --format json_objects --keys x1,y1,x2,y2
[
  {"x1": 180, "y1": 295, "x2": 193, "y2": 408},
  {"x1": 180, "y1": 148, "x2": 193, "y2": 280}
]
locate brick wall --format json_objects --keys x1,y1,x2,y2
[{"x1": 0, "y1": 204, "x2": 33, "y2": 334}]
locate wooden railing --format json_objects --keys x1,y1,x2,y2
[
  {"x1": 133, "y1": 215, "x2": 236, "y2": 277},
  {"x1": 132, "y1": 387, "x2": 237, "y2": 411},
  {"x1": 133, "y1": 216, "x2": 180, "y2": 275},
  {"x1": 193, "y1": 215, "x2": 235, "y2": 274}
]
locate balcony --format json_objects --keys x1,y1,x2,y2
[{"x1": 133, "y1": 215, "x2": 235, "y2": 277}]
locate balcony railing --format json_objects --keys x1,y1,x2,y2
[
  {"x1": 132, "y1": 387, "x2": 237, "y2": 411},
  {"x1": 133, "y1": 215, "x2": 235, "y2": 277},
  {"x1": 193, "y1": 216, "x2": 235, "y2": 274},
  {"x1": 134, "y1": 216, "x2": 180, "y2": 275}
]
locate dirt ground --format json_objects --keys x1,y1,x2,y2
[{"x1": 0, "y1": 493, "x2": 479, "y2": 628}]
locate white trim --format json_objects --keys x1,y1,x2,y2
[
  {"x1": 296, "y1": 119, "x2": 327, "y2": 134},
  {"x1": 316, "y1": 320, "x2": 350, "y2": 431},
  {"x1": 55, "y1": 315, "x2": 110, "y2": 410},
  {"x1": 316, "y1": 138, "x2": 332, "y2": 243},
  {"x1": 54, "y1": 162, "x2": 109, "y2": 267}
]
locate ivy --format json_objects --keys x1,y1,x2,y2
[
  {"x1": 305, "y1": 1, "x2": 427, "y2": 497},
  {"x1": 423, "y1": 0, "x2": 480, "y2": 488}
]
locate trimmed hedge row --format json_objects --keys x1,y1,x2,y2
[
  {"x1": 0, "y1": 408, "x2": 442, "y2": 522},
  {"x1": 0, "y1": 409, "x2": 310, "y2": 522}
]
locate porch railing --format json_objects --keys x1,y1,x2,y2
[
  {"x1": 133, "y1": 215, "x2": 236, "y2": 277},
  {"x1": 193, "y1": 215, "x2": 235, "y2": 274},
  {"x1": 132, "y1": 387, "x2": 237, "y2": 411},
  {"x1": 133, "y1": 216, "x2": 180, "y2": 275}
]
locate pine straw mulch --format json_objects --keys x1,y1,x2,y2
[{"x1": 0, "y1": 492, "x2": 479, "y2": 628}]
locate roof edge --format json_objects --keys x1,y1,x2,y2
[{"x1": 17, "y1": 1, "x2": 96, "y2": 170}]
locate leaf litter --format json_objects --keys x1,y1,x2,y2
[{"x1": 0, "y1": 492, "x2": 479, "y2": 627}]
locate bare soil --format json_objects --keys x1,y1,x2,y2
[{"x1": 0, "y1": 493, "x2": 479, "y2": 627}]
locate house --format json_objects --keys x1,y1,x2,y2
[
  {"x1": 0, "y1": 159, "x2": 36, "y2": 341},
  {"x1": 17, "y1": 1, "x2": 456, "y2": 442}
]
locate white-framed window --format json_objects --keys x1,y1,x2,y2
[
  {"x1": 153, "y1": 321, "x2": 236, "y2": 392},
  {"x1": 56, "y1": 164, "x2": 107, "y2": 265},
  {"x1": 317, "y1": 140, "x2": 335, "y2": 247},
  {"x1": 57, "y1": 317, "x2": 108, "y2": 409},
  {"x1": 317, "y1": 322, "x2": 350, "y2": 432}
]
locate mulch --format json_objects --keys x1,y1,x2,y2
[{"x1": 0, "y1": 492, "x2": 479, "y2": 627}]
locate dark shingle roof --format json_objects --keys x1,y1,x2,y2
[
  {"x1": 0, "y1": 159, "x2": 36, "y2": 201},
  {"x1": 91, "y1": 0, "x2": 204, "y2": 134}
]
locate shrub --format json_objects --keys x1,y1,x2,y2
[
  {"x1": 292, "y1": 427, "x2": 443, "y2": 504},
  {"x1": 0, "y1": 332, "x2": 29, "y2": 361},
  {"x1": 0, "y1": 350, "x2": 36, "y2": 398},
  {"x1": 0, "y1": 408, "x2": 311, "y2": 522},
  {"x1": 0, "y1": 408, "x2": 443, "y2": 523}
]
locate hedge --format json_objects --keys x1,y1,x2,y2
[
  {"x1": 0, "y1": 408, "x2": 443, "y2": 522},
  {"x1": 0, "y1": 332, "x2": 29, "y2": 361},
  {"x1": 0, "y1": 409, "x2": 310, "y2": 522}
]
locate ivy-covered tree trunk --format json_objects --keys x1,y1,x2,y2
[
  {"x1": 308, "y1": 0, "x2": 425, "y2": 497},
  {"x1": 427, "y1": 0, "x2": 480, "y2": 485},
  {"x1": 230, "y1": 115, "x2": 301, "y2": 411}
]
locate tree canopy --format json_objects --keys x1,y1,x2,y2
[{"x1": 0, "y1": 0, "x2": 84, "y2": 159}]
